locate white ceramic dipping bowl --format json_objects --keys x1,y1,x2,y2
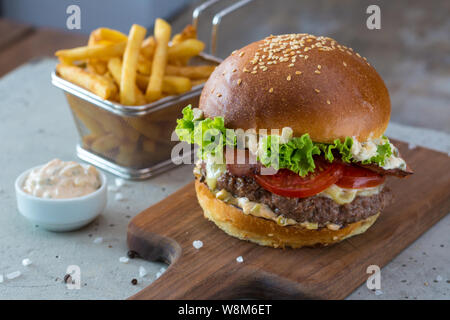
[{"x1": 15, "y1": 165, "x2": 107, "y2": 232}]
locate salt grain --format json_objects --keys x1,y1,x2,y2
[
  {"x1": 155, "y1": 267, "x2": 166, "y2": 279},
  {"x1": 374, "y1": 290, "x2": 383, "y2": 296},
  {"x1": 22, "y1": 258, "x2": 32, "y2": 266},
  {"x1": 236, "y1": 256, "x2": 244, "y2": 263},
  {"x1": 115, "y1": 178, "x2": 127, "y2": 188},
  {"x1": 193, "y1": 240, "x2": 203, "y2": 249},
  {"x1": 108, "y1": 185, "x2": 119, "y2": 192},
  {"x1": 139, "y1": 266, "x2": 147, "y2": 278},
  {"x1": 115, "y1": 193, "x2": 125, "y2": 201},
  {"x1": 436, "y1": 275, "x2": 443, "y2": 282},
  {"x1": 6, "y1": 271, "x2": 21, "y2": 280},
  {"x1": 119, "y1": 257, "x2": 129, "y2": 264},
  {"x1": 93, "y1": 237, "x2": 103, "y2": 244}
]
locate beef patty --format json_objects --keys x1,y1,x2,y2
[{"x1": 200, "y1": 170, "x2": 393, "y2": 228}]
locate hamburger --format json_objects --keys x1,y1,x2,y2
[{"x1": 176, "y1": 33, "x2": 412, "y2": 248}]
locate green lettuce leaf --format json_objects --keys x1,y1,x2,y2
[
  {"x1": 259, "y1": 134, "x2": 321, "y2": 176},
  {"x1": 176, "y1": 105, "x2": 235, "y2": 159},
  {"x1": 316, "y1": 137, "x2": 353, "y2": 163}
]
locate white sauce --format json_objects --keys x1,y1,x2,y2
[
  {"x1": 381, "y1": 143, "x2": 407, "y2": 170},
  {"x1": 23, "y1": 159, "x2": 101, "y2": 199},
  {"x1": 350, "y1": 138, "x2": 379, "y2": 162},
  {"x1": 351, "y1": 138, "x2": 407, "y2": 171},
  {"x1": 203, "y1": 155, "x2": 226, "y2": 190}
]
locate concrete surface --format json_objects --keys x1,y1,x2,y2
[{"x1": 0, "y1": 59, "x2": 448, "y2": 300}]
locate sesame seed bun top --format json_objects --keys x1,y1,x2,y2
[{"x1": 199, "y1": 33, "x2": 391, "y2": 143}]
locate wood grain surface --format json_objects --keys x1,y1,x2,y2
[
  {"x1": 128, "y1": 140, "x2": 449, "y2": 300},
  {"x1": 0, "y1": 19, "x2": 87, "y2": 77}
]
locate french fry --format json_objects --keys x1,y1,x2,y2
[
  {"x1": 167, "y1": 39, "x2": 204, "y2": 64},
  {"x1": 127, "y1": 118, "x2": 161, "y2": 140},
  {"x1": 106, "y1": 58, "x2": 122, "y2": 83},
  {"x1": 57, "y1": 64, "x2": 117, "y2": 99},
  {"x1": 140, "y1": 36, "x2": 156, "y2": 60},
  {"x1": 191, "y1": 78, "x2": 209, "y2": 86},
  {"x1": 172, "y1": 24, "x2": 197, "y2": 45},
  {"x1": 55, "y1": 42, "x2": 126, "y2": 63},
  {"x1": 91, "y1": 28, "x2": 128, "y2": 44},
  {"x1": 115, "y1": 140, "x2": 139, "y2": 166},
  {"x1": 136, "y1": 73, "x2": 192, "y2": 95},
  {"x1": 165, "y1": 64, "x2": 215, "y2": 79},
  {"x1": 87, "y1": 32, "x2": 108, "y2": 74},
  {"x1": 135, "y1": 73, "x2": 149, "y2": 92},
  {"x1": 120, "y1": 24, "x2": 147, "y2": 105},
  {"x1": 137, "y1": 54, "x2": 152, "y2": 75},
  {"x1": 108, "y1": 57, "x2": 146, "y2": 105},
  {"x1": 71, "y1": 106, "x2": 105, "y2": 136},
  {"x1": 162, "y1": 76, "x2": 192, "y2": 94},
  {"x1": 91, "y1": 133, "x2": 120, "y2": 154},
  {"x1": 142, "y1": 138, "x2": 156, "y2": 153},
  {"x1": 86, "y1": 60, "x2": 108, "y2": 75},
  {"x1": 82, "y1": 134, "x2": 99, "y2": 148},
  {"x1": 56, "y1": 21, "x2": 214, "y2": 107},
  {"x1": 146, "y1": 18, "x2": 171, "y2": 102}
]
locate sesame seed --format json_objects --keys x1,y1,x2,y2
[
  {"x1": 269, "y1": 88, "x2": 274, "y2": 93},
  {"x1": 237, "y1": 79, "x2": 242, "y2": 85},
  {"x1": 343, "y1": 61, "x2": 347, "y2": 67},
  {"x1": 239, "y1": 51, "x2": 245, "y2": 57},
  {"x1": 317, "y1": 65, "x2": 321, "y2": 69},
  {"x1": 315, "y1": 70, "x2": 321, "y2": 74},
  {"x1": 251, "y1": 70, "x2": 257, "y2": 74},
  {"x1": 243, "y1": 67, "x2": 249, "y2": 73},
  {"x1": 287, "y1": 75, "x2": 292, "y2": 81},
  {"x1": 356, "y1": 53, "x2": 361, "y2": 58},
  {"x1": 232, "y1": 68, "x2": 237, "y2": 72},
  {"x1": 231, "y1": 50, "x2": 237, "y2": 55},
  {"x1": 314, "y1": 89, "x2": 320, "y2": 93},
  {"x1": 326, "y1": 99, "x2": 331, "y2": 104},
  {"x1": 295, "y1": 71, "x2": 302, "y2": 75},
  {"x1": 217, "y1": 93, "x2": 222, "y2": 97},
  {"x1": 288, "y1": 63, "x2": 294, "y2": 67}
]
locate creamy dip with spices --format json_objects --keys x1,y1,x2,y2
[{"x1": 23, "y1": 159, "x2": 101, "y2": 199}]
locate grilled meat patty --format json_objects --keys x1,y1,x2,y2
[{"x1": 199, "y1": 169, "x2": 393, "y2": 228}]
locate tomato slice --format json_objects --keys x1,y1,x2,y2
[
  {"x1": 336, "y1": 165, "x2": 386, "y2": 189},
  {"x1": 254, "y1": 158, "x2": 344, "y2": 198}
]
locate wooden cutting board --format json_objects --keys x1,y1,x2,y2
[{"x1": 127, "y1": 140, "x2": 450, "y2": 299}]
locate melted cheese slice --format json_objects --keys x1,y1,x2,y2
[{"x1": 319, "y1": 184, "x2": 383, "y2": 205}]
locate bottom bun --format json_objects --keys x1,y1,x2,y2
[{"x1": 195, "y1": 180, "x2": 379, "y2": 249}]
